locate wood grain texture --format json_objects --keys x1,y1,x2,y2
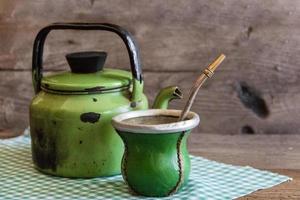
[
  {"x1": 238, "y1": 170, "x2": 300, "y2": 199},
  {"x1": 0, "y1": 0, "x2": 299, "y2": 134},
  {"x1": 189, "y1": 133, "x2": 300, "y2": 170},
  {"x1": 0, "y1": 129, "x2": 22, "y2": 138},
  {"x1": 0, "y1": 0, "x2": 299, "y2": 71},
  {"x1": 1, "y1": 71, "x2": 300, "y2": 135}
]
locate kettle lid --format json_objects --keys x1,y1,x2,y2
[{"x1": 41, "y1": 51, "x2": 131, "y2": 94}]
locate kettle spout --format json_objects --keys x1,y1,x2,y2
[{"x1": 152, "y1": 86, "x2": 183, "y2": 109}]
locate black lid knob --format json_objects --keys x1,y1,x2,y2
[{"x1": 66, "y1": 51, "x2": 107, "y2": 73}]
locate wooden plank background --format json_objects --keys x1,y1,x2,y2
[{"x1": 0, "y1": 0, "x2": 299, "y2": 134}]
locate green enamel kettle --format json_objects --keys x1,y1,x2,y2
[{"x1": 30, "y1": 23, "x2": 182, "y2": 178}]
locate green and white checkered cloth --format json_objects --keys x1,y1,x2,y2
[{"x1": 0, "y1": 134, "x2": 291, "y2": 200}]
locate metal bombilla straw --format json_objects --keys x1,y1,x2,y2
[{"x1": 178, "y1": 54, "x2": 226, "y2": 121}]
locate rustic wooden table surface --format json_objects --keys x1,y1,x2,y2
[{"x1": 1, "y1": 130, "x2": 300, "y2": 199}]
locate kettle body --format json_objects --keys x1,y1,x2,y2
[
  {"x1": 30, "y1": 23, "x2": 148, "y2": 177},
  {"x1": 30, "y1": 87, "x2": 147, "y2": 177}
]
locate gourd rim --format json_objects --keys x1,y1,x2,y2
[{"x1": 112, "y1": 109, "x2": 200, "y2": 134}]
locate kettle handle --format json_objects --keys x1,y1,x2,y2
[{"x1": 32, "y1": 22, "x2": 143, "y2": 102}]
